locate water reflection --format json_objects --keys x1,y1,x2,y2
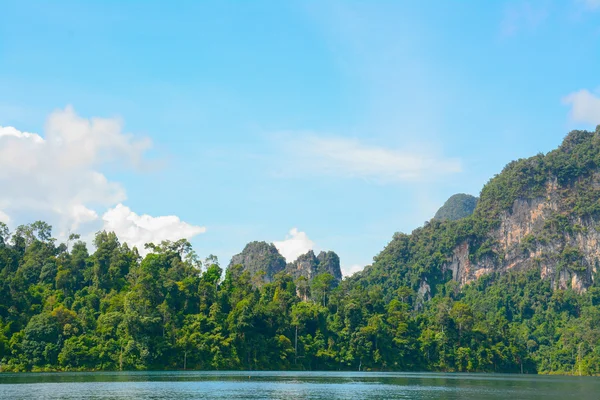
[{"x1": 0, "y1": 372, "x2": 598, "y2": 399}]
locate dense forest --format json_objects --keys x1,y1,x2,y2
[
  {"x1": 2, "y1": 128, "x2": 600, "y2": 375},
  {"x1": 432, "y1": 193, "x2": 478, "y2": 221},
  {"x1": 1, "y1": 223, "x2": 599, "y2": 375}
]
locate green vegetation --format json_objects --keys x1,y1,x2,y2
[
  {"x1": 3, "y1": 127, "x2": 600, "y2": 374},
  {"x1": 433, "y1": 194, "x2": 478, "y2": 221},
  {"x1": 0, "y1": 220, "x2": 598, "y2": 375}
]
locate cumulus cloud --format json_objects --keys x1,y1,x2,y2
[
  {"x1": 563, "y1": 89, "x2": 600, "y2": 125},
  {"x1": 46, "y1": 106, "x2": 152, "y2": 169},
  {"x1": 0, "y1": 109, "x2": 130, "y2": 233},
  {"x1": 273, "y1": 228, "x2": 315, "y2": 262},
  {"x1": 274, "y1": 134, "x2": 461, "y2": 183},
  {"x1": 0, "y1": 210, "x2": 9, "y2": 224},
  {"x1": 102, "y1": 204, "x2": 206, "y2": 254},
  {"x1": 342, "y1": 264, "x2": 364, "y2": 277},
  {"x1": 0, "y1": 106, "x2": 205, "y2": 249}
]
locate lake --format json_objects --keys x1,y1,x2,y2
[{"x1": 0, "y1": 371, "x2": 598, "y2": 399}]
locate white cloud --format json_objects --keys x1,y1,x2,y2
[
  {"x1": 563, "y1": 89, "x2": 600, "y2": 125},
  {"x1": 0, "y1": 125, "x2": 44, "y2": 143},
  {"x1": 44, "y1": 105, "x2": 151, "y2": 169},
  {"x1": 274, "y1": 134, "x2": 461, "y2": 183},
  {"x1": 342, "y1": 264, "x2": 364, "y2": 277},
  {"x1": 0, "y1": 210, "x2": 10, "y2": 224},
  {"x1": 102, "y1": 204, "x2": 206, "y2": 254},
  {"x1": 0, "y1": 106, "x2": 205, "y2": 249},
  {"x1": 0, "y1": 108, "x2": 131, "y2": 234},
  {"x1": 273, "y1": 228, "x2": 315, "y2": 262}
]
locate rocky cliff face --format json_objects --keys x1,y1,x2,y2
[
  {"x1": 229, "y1": 241, "x2": 286, "y2": 283},
  {"x1": 285, "y1": 250, "x2": 319, "y2": 280},
  {"x1": 444, "y1": 176, "x2": 600, "y2": 294},
  {"x1": 285, "y1": 250, "x2": 342, "y2": 281},
  {"x1": 229, "y1": 242, "x2": 343, "y2": 284},
  {"x1": 349, "y1": 128, "x2": 600, "y2": 301},
  {"x1": 317, "y1": 251, "x2": 343, "y2": 280}
]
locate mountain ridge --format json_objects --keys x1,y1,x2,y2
[
  {"x1": 433, "y1": 193, "x2": 478, "y2": 222},
  {"x1": 3, "y1": 127, "x2": 600, "y2": 374},
  {"x1": 355, "y1": 126, "x2": 600, "y2": 300},
  {"x1": 228, "y1": 241, "x2": 342, "y2": 285}
]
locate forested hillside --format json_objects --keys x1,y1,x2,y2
[
  {"x1": 2, "y1": 128, "x2": 600, "y2": 374},
  {"x1": 433, "y1": 194, "x2": 478, "y2": 221}
]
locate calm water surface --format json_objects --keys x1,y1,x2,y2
[{"x1": 0, "y1": 371, "x2": 598, "y2": 399}]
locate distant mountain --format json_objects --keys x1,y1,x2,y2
[
  {"x1": 433, "y1": 193, "x2": 478, "y2": 221},
  {"x1": 6, "y1": 127, "x2": 600, "y2": 375},
  {"x1": 356, "y1": 126, "x2": 600, "y2": 297},
  {"x1": 284, "y1": 250, "x2": 342, "y2": 281},
  {"x1": 228, "y1": 241, "x2": 286, "y2": 283},
  {"x1": 229, "y1": 242, "x2": 342, "y2": 284}
]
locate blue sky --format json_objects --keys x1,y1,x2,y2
[{"x1": 1, "y1": 1, "x2": 600, "y2": 275}]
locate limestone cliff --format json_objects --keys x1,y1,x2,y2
[
  {"x1": 229, "y1": 242, "x2": 342, "y2": 284},
  {"x1": 285, "y1": 250, "x2": 342, "y2": 281},
  {"x1": 356, "y1": 127, "x2": 600, "y2": 298},
  {"x1": 228, "y1": 241, "x2": 286, "y2": 283},
  {"x1": 443, "y1": 128, "x2": 600, "y2": 293},
  {"x1": 445, "y1": 177, "x2": 600, "y2": 293}
]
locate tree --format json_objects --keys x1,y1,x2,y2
[{"x1": 311, "y1": 273, "x2": 335, "y2": 307}]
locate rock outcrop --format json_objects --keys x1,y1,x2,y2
[
  {"x1": 445, "y1": 177, "x2": 600, "y2": 293},
  {"x1": 285, "y1": 250, "x2": 342, "y2": 281},
  {"x1": 229, "y1": 243, "x2": 343, "y2": 284},
  {"x1": 228, "y1": 241, "x2": 286, "y2": 283},
  {"x1": 440, "y1": 128, "x2": 600, "y2": 294},
  {"x1": 358, "y1": 127, "x2": 600, "y2": 300}
]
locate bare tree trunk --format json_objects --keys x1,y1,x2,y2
[
  {"x1": 294, "y1": 325, "x2": 298, "y2": 365},
  {"x1": 520, "y1": 360, "x2": 523, "y2": 374}
]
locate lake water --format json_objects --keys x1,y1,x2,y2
[{"x1": 0, "y1": 371, "x2": 598, "y2": 399}]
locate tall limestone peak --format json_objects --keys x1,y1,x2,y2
[
  {"x1": 316, "y1": 251, "x2": 342, "y2": 280},
  {"x1": 228, "y1": 241, "x2": 286, "y2": 283},
  {"x1": 229, "y1": 240, "x2": 344, "y2": 285},
  {"x1": 284, "y1": 249, "x2": 342, "y2": 281},
  {"x1": 285, "y1": 250, "x2": 319, "y2": 280},
  {"x1": 356, "y1": 128, "x2": 600, "y2": 297}
]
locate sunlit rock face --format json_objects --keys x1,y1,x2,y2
[
  {"x1": 229, "y1": 241, "x2": 287, "y2": 284},
  {"x1": 229, "y1": 242, "x2": 343, "y2": 287},
  {"x1": 285, "y1": 250, "x2": 342, "y2": 281},
  {"x1": 445, "y1": 175, "x2": 600, "y2": 294},
  {"x1": 423, "y1": 129, "x2": 600, "y2": 296}
]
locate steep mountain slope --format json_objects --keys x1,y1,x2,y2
[
  {"x1": 284, "y1": 250, "x2": 342, "y2": 281},
  {"x1": 4, "y1": 128, "x2": 600, "y2": 375},
  {"x1": 229, "y1": 242, "x2": 342, "y2": 284},
  {"x1": 355, "y1": 127, "x2": 600, "y2": 299},
  {"x1": 228, "y1": 241, "x2": 286, "y2": 283}
]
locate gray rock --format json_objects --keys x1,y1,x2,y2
[
  {"x1": 228, "y1": 241, "x2": 286, "y2": 284},
  {"x1": 285, "y1": 250, "x2": 342, "y2": 281}
]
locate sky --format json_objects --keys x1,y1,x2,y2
[{"x1": 1, "y1": 0, "x2": 600, "y2": 276}]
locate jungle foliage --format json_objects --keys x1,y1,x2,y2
[{"x1": 3, "y1": 128, "x2": 600, "y2": 374}]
